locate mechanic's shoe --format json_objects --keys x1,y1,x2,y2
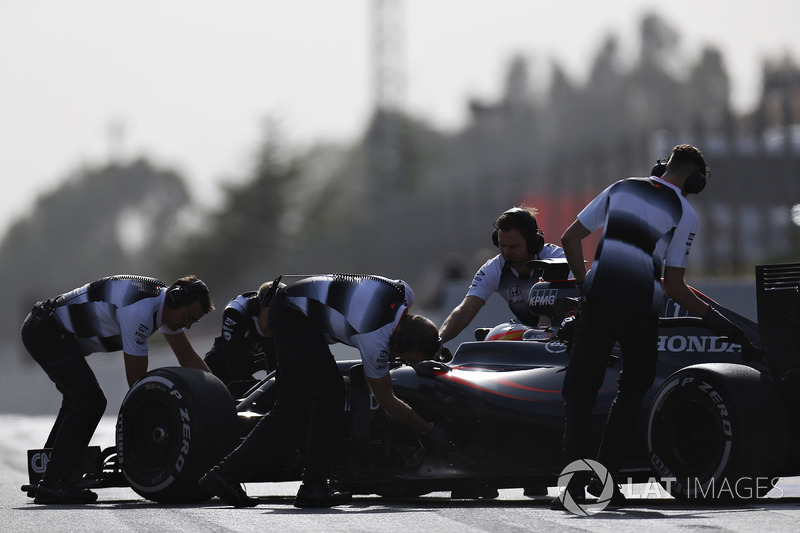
[
  {"x1": 198, "y1": 467, "x2": 259, "y2": 508},
  {"x1": 550, "y1": 484, "x2": 585, "y2": 511},
  {"x1": 586, "y1": 477, "x2": 626, "y2": 507},
  {"x1": 293, "y1": 483, "x2": 352, "y2": 508},
  {"x1": 451, "y1": 486, "x2": 499, "y2": 499},
  {"x1": 33, "y1": 479, "x2": 98, "y2": 504},
  {"x1": 607, "y1": 488, "x2": 626, "y2": 508},
  {"x1": 523, "y1": 485, "x2": 548, "y2": 497}
]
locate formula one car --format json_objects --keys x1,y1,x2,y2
[{"x1": 23, "y1": 260, "x2": 800, "y2": 503}]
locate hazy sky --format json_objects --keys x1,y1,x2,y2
[{"x1": 1, "y1": 0, "x2": 798, "y2": 239}]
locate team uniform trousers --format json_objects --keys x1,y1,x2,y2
[
  {"x1": 20, "y1": 310, "x2": 107, "y2": 482},
  {"x1": 561, "y1": 296, "x2": 659, "y2": 476},
  {"x1": 218, "y1": 290, "x2": 346, "y2": 484}
]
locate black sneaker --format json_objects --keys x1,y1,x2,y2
[
  {"x1": 451, "y1": 486, "x2": 499, "y2": 499},
  {"x1": 550, "y1": 484, "x2": 585, "y2": 511},
  {"x1": 586, "y1": 477, "x2": 626, "y2": 507},
  {"x1": 294, "y1": 483, "x2": 352, "y2": 508},
  {"x1": 198, "y1": 467, "x2": 259, "y2": 508},
  {"x1": 33, "y1": 479, "x2": 98, "y2": 504},
  {"x1": 523, "y1": 485, "x2": 548, "y2": 497}
]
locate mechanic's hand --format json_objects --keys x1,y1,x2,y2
[
  {"x1": 701, "y1": 307, "x2": 764, "y2": 362},
  {"x1": 701, "y1": 307, "x2": 744, "y2": 339},
  {"x1": 700, "y1": 306, "x2": 762, "y2": 361},
  {"x1": 438, "y1": 346, "x2": 453, "y2": 363},
  {"x1": 422, "y1": 424, "x2": 455, "y2": 456},
  {"x1": 557, "y1": 315, "x2": 578, "y2": 343}
]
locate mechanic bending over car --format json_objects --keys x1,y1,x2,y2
[
  {"x1": 199, "y1": 273, "x2": 452, "y2": 509},
  {"x1": 21, "y1": 275, "x2": 214, "y2": 505},
  {"x1": 555, "y1": 144, "x2": 745, "y2": 510},
  {"x1": 204, "y1": 280, "x2": 282, "y2": 397},
  {"x1": 439, "y1": 205, "x2": 566, "y2": 347}
]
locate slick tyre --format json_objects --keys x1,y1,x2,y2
[
  {"x1": 116, "y1": 367, "x2": 240, "y2": 503},
  {"x1": 647, "y1": 363, "x2": 788, "y2": 502}
]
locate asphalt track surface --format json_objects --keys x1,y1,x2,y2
[{"x1": 3, "y1": 416, "x2": 800, "y2": 532}]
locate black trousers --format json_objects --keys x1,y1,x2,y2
[
  {"x1": 561, "y1": 297, "x2": 658, "y2": 477},
  {"x1": 21, "y1": 309, "x2": 107, "y2": 482},
  {"x1": 219, "y1": 292, "x2": 346, "y2": 485}
]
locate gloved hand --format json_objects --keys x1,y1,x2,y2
[
  {"x1": 701, "y1": 307, "x2": 745, "y2": 340},
  {"x1": 700, "y1": 306, "x2": 763, "y2": 361},
  {"x1": 702, "y1": 307, "x2": 764, "y2": 363},
  {"x1": 557, "y1": 315, "x2": 578, "y2": 343},
  {"x1": 438, "y1": 346, "x2": 453, "y2": 363},
  {"x1": 422, "y1": 424, "x2": 455, "y2": 456}
]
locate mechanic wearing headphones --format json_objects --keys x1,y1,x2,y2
[
  {"x1": 204, "y1": 280, "x2": 282, "y2": 397},
  {"x1": 438, "y1": 206, "x2": 564, "y2": 499},
  {"x1": 21, "y1": 275, "x2": 214, "y2": 505},
  {"x1": 439, "y1": 206, "x2": 566, "y2": 347},
  {"x1": 555, "y1": 144, "x2": 745, "y2": 509},
  {"x1": 199, "y1": 273, "x2": 451, "y2": 508}
]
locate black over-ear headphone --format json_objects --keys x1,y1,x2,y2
[
  {"x1": 245, "y1": 275, "x2": 284, "y2": 315},
  {"x1": 260, "y1": 275, "x2": 283, "y2": 307},
  {"x1": 683, "y1": 169, "x2": 708, "y2": 195},
  {"x1": 652, "y1": 157, "x2": 707, "y2": 195},
  {"x1": 491, "y1": 207, "x2": 545, "y2": 256},
  {"x1": 165, "y1": 279, "x2": 209, "y2": 308},
  {"x1": 651, "y1": 158, "x2": 667, "y2": 177}
]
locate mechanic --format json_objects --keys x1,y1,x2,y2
[
  {"x1": 438, "y1": 206, "x2": 563, "y2": 499},
  {"x1": 554, "y1": 144, "x2": 745, "y2": 509},
  {"x1": 199, "y1": 273, "x2": 452, "y2": 509},
  {"x1": 204, "y1": 280, "x2": 282, "y2": 397},
  {"x1": 21, "y1": 275, "x2": 214, "y2": 505},
  {"x1": 439, "y1": 206, "x2": 565, "y2": 346}
]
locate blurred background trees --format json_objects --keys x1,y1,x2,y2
[{"x1": 0, "y1": 12, "x2": 798, "y2": 346}]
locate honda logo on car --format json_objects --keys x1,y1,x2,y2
[
  {"x1": 529, "y1": 289, "x2": 557, "y2": 306},
  {"x1": 657, "y1": 335, "x2": 740, "y2": 353}
]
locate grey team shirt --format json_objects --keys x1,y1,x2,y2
[
  {"x1": 467, "y1": 243, "x2": 566, "y2": 326},
  {"x1": 282, "y1": 274, "x2": 412, "y2": 379},
  {"x1": 51, "y1": 276, "x2": 182, "y2": 357},
  {"x1": 578, "y1": 176, "x2": 698, "y2": 314}
]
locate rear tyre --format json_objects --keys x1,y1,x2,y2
[
  {"x1": 647, "y1": 363, "x2": 788, "y2": 502},
  {"x1": 116, "y1": 367, "x2": 240, "y2": 503}
]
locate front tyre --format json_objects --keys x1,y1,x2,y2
[
  {"x1": 647, "y1": 363, "x2": 788, "y2": 502},
  {"x1": 116, "y1": 367, "x2": 240, "y2": 503}
]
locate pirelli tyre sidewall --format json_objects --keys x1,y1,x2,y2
[
  {"x1": 647, "y1": 363, "x2": 789, "y2": 502},
  {"x1": 116, "y1": 367, "x2": 240, "y2": 503}
]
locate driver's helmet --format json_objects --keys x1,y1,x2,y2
[{"x1": 483, "y1": 322, "x2": 531, "y2": 341}]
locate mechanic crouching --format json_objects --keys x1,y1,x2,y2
[
  {"x1": 204, "y1": 280, "x2": 281, "y2": 397},
  {"x1": 199, "y1": 273, "x2": 452, "y2": 508}
]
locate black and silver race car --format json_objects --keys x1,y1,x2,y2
[{"x1": 23, "y1": 261, "x2": 800, "y2": 503}]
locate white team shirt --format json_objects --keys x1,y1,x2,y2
[
  {"x1": 282, "y1": 274, "x2": 413, "y2": 379},
  {"x1": 52, "y1": 276, "x2": 181, "y2": 357},
  {"x1": 578, "y1": 176, "x2": 698, "y2": 313}
]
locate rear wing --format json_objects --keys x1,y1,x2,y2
[{"x1": 756, "y1": 263, "x2": 800, "y2": 388}]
